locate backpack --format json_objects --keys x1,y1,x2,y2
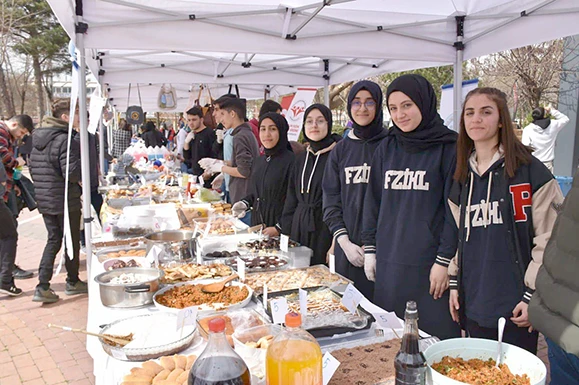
[{"x1": 126, "y1": 83, "x2": 144, "y2": 125}]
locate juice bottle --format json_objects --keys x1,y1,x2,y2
[
  {"x1": 266, "y1": 312, "x2": 322, "y2": 385},
  {"x1": 189, "y1": 317, "x2": 251, "y2": 385}
]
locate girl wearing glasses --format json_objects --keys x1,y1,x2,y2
[
  {"x1": 281, "y1": 104, "x2": 340, "y2": 266},
  {"x1": 361, "y1": 74, "x2": 460, "y2": 339},
  {"x1": 231, "y1": 113, "x2": 295, "y2": 237},
  {"x1": 322, "y1": 80, "x2": 388, "y2": 299}
]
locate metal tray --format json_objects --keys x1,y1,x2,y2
[
  {"x1": 257, "y1": 286, "x2": 374, "y2": 339},
  {"x1": 95, "y1": 245, "x2": 147, "y2": 263}
]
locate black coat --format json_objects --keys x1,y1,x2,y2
[
  {"x1": 29, "y1": 117, "x2": 81, "y2": 215},
  {"x1": 242, "y1": 149, "x2": 295, "y2": 228},
  {"x1": 183, "y1": 127, "x2": 217, "y2": 176},
  {"x1": 281, "y1": 144, "x2": 335, "y2": 265},
  {"x1": 142, "y1": 127, "x2": 167, "y2": 148}
]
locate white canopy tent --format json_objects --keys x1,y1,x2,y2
[{"x1": 47, "y1": 0, "x2": 579, "y2": 271}]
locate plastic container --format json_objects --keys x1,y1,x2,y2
[
  {"x1": 233, "y1": 324, "x2": 283, "y2": 381},
  {"x1": 424, "y1": 338, "x2": 546, "y2": 385},
  {"x1": 265, "y1": 313, "x2": 323, "y2": 385},
  {"x1": 189, "y1": 317, "x2": 251, "y2": 384}
]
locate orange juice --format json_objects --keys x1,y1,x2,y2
[{"x1": 266, "y1": 336, "x2": 322, "y2": 385}]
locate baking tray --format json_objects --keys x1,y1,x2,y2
[
  {"x1": 226, "y1": 252, "x2": 290, "y2": 273},
  {"x1": 95, "y1": 245, "x2": 147, "y2": 263},
  {"x1": 257, "y1": 286, "x2": 374, "y2": 339}
]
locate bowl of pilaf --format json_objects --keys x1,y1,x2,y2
[
  {"x1": 424, "y1": 338, "x2": 546, "y2": 385},
  {"x1": 153, "y1": 279, "x2": 253, "y2": 314}
]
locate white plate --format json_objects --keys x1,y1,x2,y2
[{"x1": 153, "y1": 279, "x2": 253, "y2": 314}]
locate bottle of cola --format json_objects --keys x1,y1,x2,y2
[{"x1": 394, "y1": 301, "x2": 427, "y2": 385}]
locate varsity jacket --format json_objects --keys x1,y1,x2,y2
[{"x1": 448, "y1": 149, "x2": 563, "y2": 328}]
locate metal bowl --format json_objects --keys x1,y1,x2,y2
[
  {"x1": 145, "y1": 230, "x2": 196, "y2": 264},
  {"x1": 94, "y1": 267, "x2": 164, "y2": 308}
]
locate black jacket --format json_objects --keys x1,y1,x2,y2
[
  {"x1": 141, "y1": 126, "x2": 167, "y2": 148},
  {"x1": 183, "y1": 127, "x2": 217, "y2": 176},
  {"x1": 29, "y1": 117, "x2": 82, "y2": 215}
]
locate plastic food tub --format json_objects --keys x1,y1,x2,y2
[{"x1": 423, "y1": 338, "x2": 546, "y2": 385}]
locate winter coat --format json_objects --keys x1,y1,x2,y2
[
  {"x1": 529, "y1": 170, "x2": 579, "y2": 356},
  {"x1": 29, "y1": 116, "x2": 81, "y2": 215},
  {"x1": 141, "y1": 125, "x2": 167, "y2": 148}
]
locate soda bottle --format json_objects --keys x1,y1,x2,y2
[
  {"x1": 266, "y1": 312, "x2": 323, "y2": 385},
  {"x1": 188, "y1": 317, "x2": 251, "y2": 385},
  {"x1": 394, "y1": 301, "x2": 427, "y2": 385}
]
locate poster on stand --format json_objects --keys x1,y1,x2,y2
[{"x1": 283, "y1": 88, "x2": 317, "y2": 142}]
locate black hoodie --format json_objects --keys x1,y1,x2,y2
[
  {"x1": 322, "y1": 80, "x2": 387, "y2": 298},
  {"x1": 29, "y1": 116, "x2": 81, "y2": 215}
]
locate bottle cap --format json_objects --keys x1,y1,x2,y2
[
  {"x1": 208, "y1": 317, "x2": 226, "y2": 333},
  {"x1": 285, "y1": 312, "x2": 301, "y2": 328}
]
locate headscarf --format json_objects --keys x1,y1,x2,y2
[
  {"x1": 386, "y1": 74, "x2": 457, "y2": 153},
  {"x1": 259, "y1": 112, "x2": 291, "y2": 156},
  {"x1": 532, "y1": 107, "x2": 550, "y2": 129},
  {"x1": 302, "y1": 104, "x2": 335, "y2": 152},
  {"x1": 347, "y1": 80, "x2": 385, "y2": 140}
]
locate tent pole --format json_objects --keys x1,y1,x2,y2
[
  {"x1": 98, "y1": 120, "x2": 106, "y2": 173},
  {"x1": 453, "y1": 16, "x2": 465, "y2": 131},
  {"x1": 75, "y1": 11, "x2": 93, "y2": 260},
  {"x1": 323, "y1": 59, "x2": 330, "y2": 107}
]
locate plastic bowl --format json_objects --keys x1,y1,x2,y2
[
  {"x1": 423, "y1": 338, "x2": 546, "y2": 385},
  {"x1": 232, "y1": 324, "x2": 283, "y2": 380}
]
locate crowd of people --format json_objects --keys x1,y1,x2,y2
[{"x1": 0, "y1": 73, "x2": 577, "y2": 381}]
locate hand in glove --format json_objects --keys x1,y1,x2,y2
[
  {"x1": 198, "y1": 157, "x2": 216, "y2": 170},
  {"x1": 364, "y1": 254, "x2": 376, "y2": 282},
  {"x1": 211, "y1": 173, "x2": 224, "y2": 190},
  {"x1": 207, "y1": 160, "x2": 224, "y2": 175},
  {"x1": 215, "y1": 129, "x2": 224, "y2": 144},
  {"x1": 337, "y1": 236, "x2": 364, "y2": 267},
  {"x1": 232, "y1": 201, "x2": 248, "y2": 218},
  {"x1": 185, "y1": 131, "x2": 195, "y2": 144}
]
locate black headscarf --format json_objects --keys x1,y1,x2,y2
[
  {"x1": 532, "y1": 107, "x2": 550, "y2": 129},
  {"x1": 303, "y1": 104, "x2": 335, "y2": 152},
  {"x1": 386, "y1": 74, "x2": 457, "y2": 153},
  {"x1": 259, "y1": 112, "x2": 291, "y2": 156},
  {"x1": 347, "y1": 80, "x2": 384, "y2": 140}
]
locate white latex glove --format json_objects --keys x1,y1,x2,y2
[
  {"x1": 198, "y1": 158, "x2": 217, "y2": 170},
  {"x1": 207, "y1": 160, "x2": 224, "y2": 175},
  {"x1": 364, "y1": 254, "x2": 376, "y2": 282},
  {"x1": 185, "y1": 131, "x2": 195, "y2": 144},
  {"x1": 337, "y1": 236, "x2": 364, "y2": 267},
  {"x1": 232, "y1": 201, "x2": 248, "y2": 218},
  {"x1": 211, "y1": 173, "x2": 224, "y2": 190},
  {"x1": 216, "y1": 129, "x2": 224, "y2": 144}
]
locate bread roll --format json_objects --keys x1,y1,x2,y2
[
  {"x1": 173, "y1": 355, "x2": 187, "y2": 370},
  {"x1": 185, "y1": 355, "x2": 197, "y2": 371},
  {"x1": 152, "y1": 369, "x2": 170, "y2": 384},
  {"x1": 130, "y1": 367, "x2": 154, "y2": 379},
  {"x1": 142, "y1": 361, "x2": 164, "y2": 375},
  {"x1": 176, "y1": 370, "x2": 188, "y2": 384},
  {"x1": 160, "y1": 356, "x2": 176, "y2": 371},
  {"x1": 123, "y1": 374, "x2": 151, "y2": 382},
  {"x1": 167, "y1": 368, "x2": 184, "y2": 381}
]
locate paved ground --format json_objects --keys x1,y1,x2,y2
[{"x1": 0, "y1": 189, "x2": 551, "y2": 384}]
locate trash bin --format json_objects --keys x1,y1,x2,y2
[{"x1": 555, "y1": 176, "x2": 573, "y2": 197}]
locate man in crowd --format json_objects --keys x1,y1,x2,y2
[
  {"x1": 29, "y1": 99, "x2": 87, "y2": 303},
  {"x1": 182, "y1": 107, "x2": 216, "y2": 187},
  {"x1": 529, "y1": 170, "x2": 579, "y2": 383},
  {"x1": 0, "y1": 115, "x2": 34, "y2": 281}
]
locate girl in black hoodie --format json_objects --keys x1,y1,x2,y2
[
  {"x1": 361, "y1": 74, "x2": 460, "y2": 339},
  {"x1": 281, "y1": 104, "x2": 339, "y2": 266},
  {"x1": 232, "y1": 113, "x2": 295, "y2": 237},
  {"x1": 323, "y1": 81, "x2": 388, "y2": 299}
]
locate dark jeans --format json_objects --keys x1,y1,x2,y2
[
  {"x1": 0, "y1": 200, "x2": 18, "y2": 286},
  {"x1": 38, "y1": 210, "x2": 81, "y2": 290},
  {"x1": 466, "y1": 317, "x2": 539, "y2": 354},
  {"x1": 81, "y1": 190, "x2": 104, "y2": 246},
  {"x1": 547, "y1": 337, "x2": 579, "y2": 385}
]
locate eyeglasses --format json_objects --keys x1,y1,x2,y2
[
  {"x1": 351, "y1": 100, "x2": 377, "y2": 110},
  {"x1": 304, "y1": 118, "x2": 327, "y2": 127}
]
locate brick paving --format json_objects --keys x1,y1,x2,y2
[{"x1": 0, "y1": 184, "x2": 552, "y2": 384}]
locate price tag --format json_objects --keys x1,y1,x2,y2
[
  {"x1": 341, "y1": 284, "x2": 363, "y2": 314},
  {"x1": 372, "y1": 311, "x2": 402, "y2": 330},
  {"x1": 263, "y1": 284, "x2": 268, "y2": 308},
  {"x1": 145, "y1": 245, "x2": 162, "y2": 266},
  {"x1": 322, "y1": 352, "x2": 340, "y2": 385},
  {"x1": 329, "y1": 254, "x2": 336, "y2": 274},
  {"x1": 176, "y1": 306, "x2": 198, "y2": 331},
  {"x1": 299, "y1": 288, "x2": 308, "y2": 318},
  {"x1": 270, "y1": 297, "x2": 288, "y2": 324},
  {"x1": 236, "y1": 257, "x2": 246, "y2": 281},
  {"x1": 280, "y1": 234, "x2": 289, "y2": 253},
  {"x1": 111, "y1": 348, "x2": 128, "y2": 361}
]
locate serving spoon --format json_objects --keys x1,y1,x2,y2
[
  {"x1": 201, "y1": 273, "x2": 239, "y2": 293},
  {"x1": 495, "y1": 317, "x2": 506, "y2": 368}
]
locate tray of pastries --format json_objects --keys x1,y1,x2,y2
[{"x1": 160, "y1": 263, "x2": 233, "y2": 284}]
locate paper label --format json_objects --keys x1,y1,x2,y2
[
  {"x1": 280, "y1": 234, "x2": 289, "y2": 253},
  {"x1": 373, "y1": 311, "x2": 403, "y2": 330},
  {"x1": 111, "y1": 348, "x2": 128, "y2": 360},
  {"x1": 322, "y1": 352, "x2": 340, "y2": 385},
  {"x1": 263, "y1": 284, "x2": 268, "y2": 308},
  {"x1": 341, "y1": 284, "x2": 363, "y2": 314},
  {"x1": 270, "y1": 297, "x2": 288, "y2": 324},
  {"x1": 299, "y1": 288, "x2": 308, "y2": 318},
  {"x1": 146, "y1": 245, "x2": 162, "y2": 266},
  {"x1": 236, "y1": 257, "x2": 246, "y2": 281},
  {"x1": 329, "y1": 254, "x2": 336, "y2": 274},
  {"x1": 176, "y1": 306, "x2": 198, "y2": 331}
]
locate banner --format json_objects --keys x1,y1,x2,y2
[
  {"x1": 283, "y1": 88, "x2": 318, "y2": 142},
  {"x1": 439, "y1": 79, "x2": 479, "y2": 130}
]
